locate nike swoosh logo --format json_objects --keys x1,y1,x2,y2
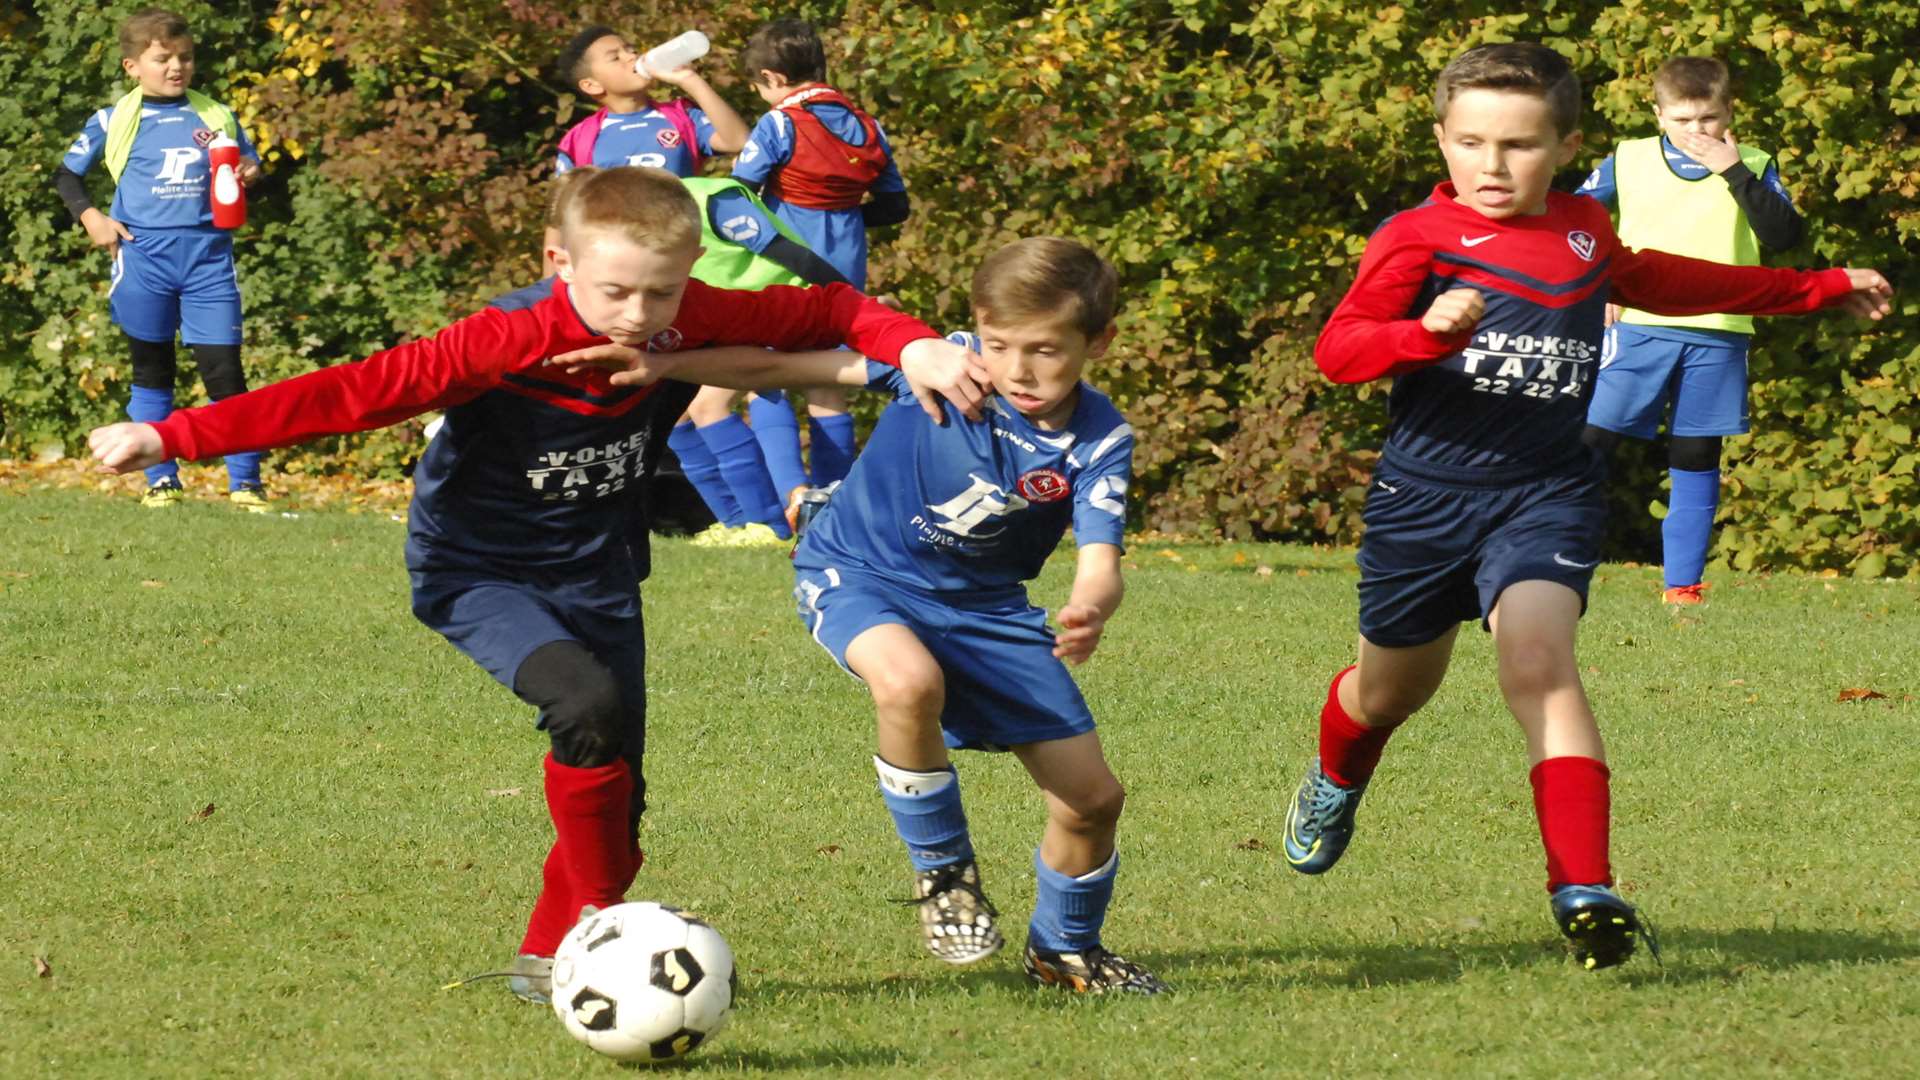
[
  {"x1": 1461, "y1": 233, "x2": 1497, "y2": 247},
  {"x1": 1553, "y1": 553, "x2": 1597, "y2": 569}
]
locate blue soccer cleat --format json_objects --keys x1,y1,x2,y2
[
  {"x1": 1283, "y1": 757, "x2": 1366, "y2": 875},
  {"x1": 1551, "y1": 884, "x2": 1660, "y2": 970}
]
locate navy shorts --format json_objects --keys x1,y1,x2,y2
[
  {"x1": 792, "y1": 565, "x2": 1094, "y2": 751},
  {"x1": 409, "y1": 570, "x2": 646, "y2": 737},
  {"x1": 109, "y1": 227, "x2": 243, "y2": 346},
  {"x1": 1356, "y1": 459, "x2": 1607, "y2": 648},
  {"x1": 1586, "y1": 324, "x2": 1750, "y2": 438}
]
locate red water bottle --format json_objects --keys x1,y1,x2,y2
[{"x1": 209, "y1": 134, "x2": 246, "y2": 230}]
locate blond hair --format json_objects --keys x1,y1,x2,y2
[
  {"x1": 1434, "y1": 43, "x2": 1581, "y2": 137},
  {"x1": 120, "y1": 8, "x2": 190, "y2": 59},
  {"x1": 1653, "y1": 56, "x2": 1732, "y2": 108},
  {"x1": 558, "y1": 166, "x2": 701, "y2": 252},
  {"x1": 547, "y1": 166, "x2": 599, "y2": 229},
  {"x1": 970, "y1": 237, "x2": 1118, "y2": 338}
]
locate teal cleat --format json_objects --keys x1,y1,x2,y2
[
  {"x1": 1282, "y1": 758, "x2": 1366, "y2": 875},
  {"x1": 1551, "y1": 884, "x2": 1659, "y2": 970}
]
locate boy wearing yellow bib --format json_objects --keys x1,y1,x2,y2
[{"x1": 1576, "y1": 57, "x2": 1804, "y2": 605}]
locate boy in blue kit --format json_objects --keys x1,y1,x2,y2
[
  {"x1": 558, "y1": 237, "x2": 1164, "y2": 994},
  {"x1": 54, "y1": 8, "x2": 267, "y2": 511},
  {"x1": 732, "y1": 19, "x2": 913, "y2": 491},
  {"x1": 553, "y1": 25, "x2": 748, "y2": 177},
  {"x1": 1576, "y1": 57, "x2": 1806, "y2": 605},
  {"x1": 1285, "y1": 44, "x2": 1889, "y2": 972}
]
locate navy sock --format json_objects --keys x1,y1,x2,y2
[
  {"x1": 668, "y1": 421, "x2": 745, "y2": 526},
  {"x1": 1662, "y1": 467, "x2": 1719, "y2": 588},
  {"x1": 808, "y1": 413, "x2": 858, "y2": 486},
  {"x1": 697, "y1": 415, "x2": 790, "y2": 538},
  {"x1": 1028, "y1": 849, "x2": 1117, "y2": 953},
  {"x1": 127, "y1": 385, "x2": 179, "y2": 486},
  {"x1": 747, "y1": 392, "x2": 809, "y2": 501},
  {"x1": 877, "y1": 765, "x2": 974, "y2": 872}
]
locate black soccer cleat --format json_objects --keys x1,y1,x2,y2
[
  {"x1": 1551, "y1": 884, "x2": 1660, "y2": 970},
  {"x1": 1023, "y1": 941, "x2": 1167, "y2": 995}
]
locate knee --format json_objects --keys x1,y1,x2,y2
[
  {"x1": 128, "y1": 337, "x2": 177, "y2": 389},
  {"x1": 1352, "y1": 681, "x2": 1429, "y2": 728},
  {"x1": 1668, "y1": 435, "x2": 1723, "y2": 473},
  {"x1": 1056, "y1": 777, "x2": 1126, "y2": 835},
  {"x1": 864, "y1": 654, "x2": 944, "y2": 718},
  {"x1": 516, "y1": 643, "x2": 628, "y2": 767},
  {"x1": 192, "y1": 344, "x2": 247, "y2": 400},
  {"x1": 1496, "y1": 638, "x2": 1574, "y2": 701}
]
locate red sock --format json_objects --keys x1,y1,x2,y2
[
  {"x1": 518, "y1": 841, "x2": 575, "y2": 956},
  {"x1": 1530, "y1": 756, "x2": 1613, "y2": 891},
  {"x1": 1318, "y1": 666, "x2": 1393, "y2": 788},
  {"x1": 544, "y1": 754, "x2": 637, "y2": 914}
]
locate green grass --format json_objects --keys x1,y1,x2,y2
[{"x1": 3, "y1": 486, "x2": 1917, "y2": 1078}]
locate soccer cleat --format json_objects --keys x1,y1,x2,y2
[
  {"x1": 505, "y1": 952, "x2": 554, "y2": 1004},
  {"x1": 1662, "y1": 583, "x2": 1708, "y2": 606},
  {"x1": 1551, "y1": 884, "x2": 1659, "y2": 970},
  {"x1": 689, "y1": 522, "x2": 735, "y2": 548},
  {"x1": 1282, "y1": 757, "x2": 1366, "y2": 874},
  {"x1": 141, "y1": 477, "x2": 185, "y2": 508},
  {"x1": 1024, "y1": 942, "x2": 1167, "y2": 995},
  {"x1": 907, "y1": 860, "x2": 1004, "y2": 964},
  {"x1": 228, "y1": 484, "x2": 272, "y2": 513}
]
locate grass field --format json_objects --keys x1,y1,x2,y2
[{"x1": 4, "y1": 481, "x2": 1917, "y2": 1078}]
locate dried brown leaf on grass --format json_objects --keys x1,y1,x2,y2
[{"x1": 1837, "y1": 688, "x2": 1888, "y2": 703}]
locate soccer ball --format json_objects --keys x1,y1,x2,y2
[{"x1": 550, "y1": 901, "x2": 736, "y2": 1063}]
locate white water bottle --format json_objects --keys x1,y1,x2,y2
[{"x1": 637, "y1": 31, "x2": 709, "y2": 76}]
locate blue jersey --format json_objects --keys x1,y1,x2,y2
[
  {"x1": 795, "y1": 338, "x2": 1132, "y2": 598},
  {"x1": 63, "y1": 96, "x2": 260, "y2": 229},
  {"x1": 1576, "y1": 136, "x2": 1794, "y2": 206},
  {"x1": 555, "y1": 105, "x2": 718, "y2": 176},
  {"x1": 732, "y1": 106, "x2": 904, "y2": 288}
]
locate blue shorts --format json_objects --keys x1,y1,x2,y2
[
  {"x1": 409, "y1": 570, "x2": 646, "y2": 729},
  {"x1": 109, "y1": 227, "x2": 243, "y2": 346},
  {"x1": 792, "y1": 566, "x2": 1094, "y2": 751},
  {"x1": 1356, "y1": 459, "x2": 1606, "y2": 648},
  {"x1": 1586, "y1": 324, "x2": 1750, "y2": 439}
]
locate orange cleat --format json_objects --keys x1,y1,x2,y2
[{"x1": 1662, "y1": 583, "x2": 1709, "y2": 606}]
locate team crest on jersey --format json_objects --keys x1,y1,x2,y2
[
  {"x1": 1016, "y1": 468, "x2": 1070, "y2": 503},
  {"x1": 192, "y1": 127, "x2": 217, "y2": 147},
  {"x1": 647, "y1": 328, "x2": 684, "y2": 353},
  {"x1": 1567, "y1": 230, "x2": 1597, "y2": 261},
  {"x1": 656, "y1": 128, "x2": 683, "y2": 149}
]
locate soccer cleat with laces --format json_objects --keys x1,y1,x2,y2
[
  {"x1": 1551, "y1": 884, "x2": 1659, "y2": 970},
  {"x1": 906, "y1": 860, "x2": 1003, "y2": 964},
  {"x1": 141, "y1": 477, "x2": 185, "y2": 508},
  {"x1": 1283, "y1": 757, "x2": 1366, "y2": 874},
  {"x1": 1023, "y1": 942, "x2": 1167, "y2": 995},
  {"x1": 228, "y1": 484, "x2": 272, "y2": 513},
  {"x1": 1662, "y1": 583, "x2": 1708, "y2": 606}
]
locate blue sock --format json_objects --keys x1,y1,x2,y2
[
  {"x1": 223, "y1": 450, "x2": 262, "y2": 490},
  {"x1": 808, "y1": 413, "x2": 858, "y2": 486},
  {"x1": 127, "y1": 386, "x2": 179, "y2": 486},
  {"x1": 1662, "y1": 467, "x2": 1719, "y2": 588},
  {"x1": 747, "y1": 392, "x2": 809, "y2": 500},
  {"x1": 877, "y1": 765, "x2": 974, "y2": 872},
  {"x1": 668, "y1": 421, "x2": 745, "y2": 526},
  {"x1": 1028, "y1": 849, "x2": 1118, "y2": 953},
  {"x1": 697, "y1": 415, "x2": 791, "y2": 538}
]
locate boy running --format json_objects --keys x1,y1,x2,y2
[
  {"x1": 1282, "y1": 44, "x2": 1890, "y2": 970},
  {"x1": 87, "y1": 167, "x2": 988, "y2": 1003},
  {"x1": 1576, "y1": 56, "x2": 1806, "y2": 605},
  {"x1": 55, "y1": 8, "x2": 268, "y2": 510},
  {"x1": 557, "y1": 237, "x2": 1163, "y2": 994}
]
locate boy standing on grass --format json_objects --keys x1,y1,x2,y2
[
  {"x1": 87, "y1": 167, "x2": 988, "y2": 1004},
  {"x1": 55, "y1": 8, "x2": 267, "y2": 511},
  {"x1": 1281, "y1": 44, "x2": 1889, "y2": 970},
  {"x1": 1576, "y1": 56, "x2": 1807, "y2": 606},
  {"x1": 556, "y1": 237, "x2": 1163, "y2": 995},
  {"x1": 731, "y1": 18, "x2": 913, "y2": 496}
]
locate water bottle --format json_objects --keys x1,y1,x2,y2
[
  {"x1": 637, "y1": 31, "x2": 710, "y2": 77},
  {"x1": 208, "y1": 134, "x2": 246, "y2": 230}
]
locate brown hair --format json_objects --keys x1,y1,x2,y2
[
  {"x1": 1434, "y1": 43, "x2": 1581, "y2": 137},
  {"x1": 120, "y1": 8, "x2": 190, "y2": 60},
  {"x1": 547, "y1": 166, "x2": 600, "y2": 229},
  {"x1": 742, "y1": 19, "x2": 827, "y2": 84},
  {"x1": 558, "y1": 166, "x2": 701, "y2": 252},
  {"x1": 1653, "y1": 56, "x2": 1732, "y2": 107},
  {"x1": 970, "y1": 237, "x2": 1118, "y2": 339}
]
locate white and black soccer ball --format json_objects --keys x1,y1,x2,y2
[{"x1": 550, "y1": 901, "x2": 736, "y2": 1063}]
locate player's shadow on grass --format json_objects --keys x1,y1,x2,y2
[{"x1": 686, "y1": 1044, "x2": 930, "y2": 1072}]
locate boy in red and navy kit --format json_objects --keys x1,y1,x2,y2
[
  {"x1": 88, "y1": 167, "x2": 988, "y2": 1003},
  {"x1": 731, "y1": 19, "x2": 911, "y2": 490},
  {"x1": 1281, "y1": 44, "x2": 1891, "y2": 970}
]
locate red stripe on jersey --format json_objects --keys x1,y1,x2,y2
[{"x1": 498, "y1": 376, "x2": 658, "y2": 418}]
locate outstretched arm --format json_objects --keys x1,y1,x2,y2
[
  {"x1": 551, "y1": 346, "x2": 871, "y2": 391},
  {"x1": 1612, "y1": 249, "x2": 1890, "y2": 320}
]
